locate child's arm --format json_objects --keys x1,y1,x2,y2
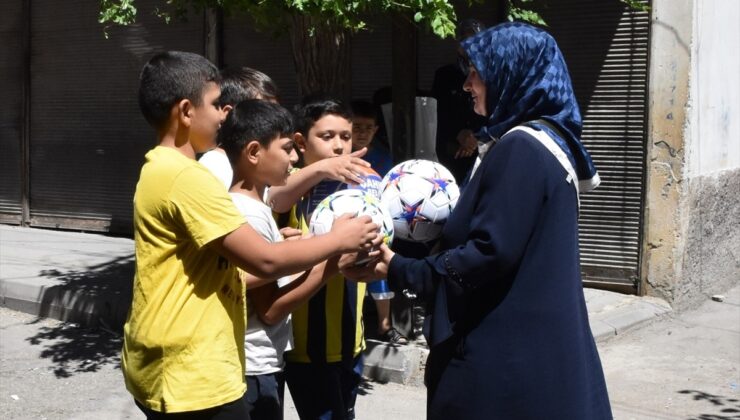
[
  {"x1": 267, "y1": 148, "x2": 370, "y2": 213},
  {"x1": 212, "y1": 213, "x2": 377, "y2": 280},
  {"x1": 247, "y1": 256, "x2": 339, "y2": 326}
]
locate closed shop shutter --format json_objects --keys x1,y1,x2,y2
[
  {"x1": 415, "y1": 1, "x2": 649, "y2": 290},
  {"x1": 351, "y1": 18, "x2": 393, "y2": 103},
  {"x1": 223, "y1": 16, "x2": 393, "y2": 109},
  {"x1": 417, "y1": 2, "x2": 502, "y2": 93},
  {"x1": 0, "y1": 0, "x2": 24, "y2": 224},
  {"x1": 222, "y1": 17, "x2": 301, "y2": 108},
  {"x1": 28, "y1": 0, "x2": 205, "y2": 233},
  {"x1": 540, "y1": 1, "x2": 650, "y2": 289}
]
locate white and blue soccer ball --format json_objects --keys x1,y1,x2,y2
[
  {"x1": 309, "y1": 189, "x2": 394, "y2": 246},
  {"x1": 380, "y1": 159, "x2": 459, "y2": 243}
]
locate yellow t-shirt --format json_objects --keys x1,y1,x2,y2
[{"x1": 123, "y1": 146, "x2": 247, "y2": 413}]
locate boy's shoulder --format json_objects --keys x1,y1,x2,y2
[
  {"x1": 139, "y1": 147, "x2": 226, "y2": 193},
  {"x1": 230, "y1": 192, "x2": 279, "y2": 241},
  {"x1": 136, "y1": 144, "x2": 237, "y2": 206},
  {"x1": 143, "y1": 146, "x2": 202, "y2": 173},
  {"x1": 230, "y1": 192, "x2": 270, "y2": 216}
]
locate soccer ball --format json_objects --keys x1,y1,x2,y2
[
  {"x1": 309, "y1": 189, "x2": 394, "y2": 247},
  {"x1": 345, "y1": 166, "x2": 383, "y2": 199},
  {"x1": 380, "y1": 160, "x2": 459, "y2": 243},
  {"x1": 385, "y1": 159, "x2": 457, "y2": 182}
]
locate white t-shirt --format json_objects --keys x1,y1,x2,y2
[
  {"x1": 199, "y1": 149, "x2": 233, "y2": 190},
  {"x1": 230, "y1": 193, "x2": 294, "y2": 376}
]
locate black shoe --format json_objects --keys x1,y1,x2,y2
[{"x1": 380, "y1": 327, "x2": 408, "y2": 345}]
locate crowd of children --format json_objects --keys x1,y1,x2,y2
[{"x1": 123, "y1": 51, "x2": 409, "y2": 420}]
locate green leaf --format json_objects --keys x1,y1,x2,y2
[
  {"x1": 98, "y1": 0, "x2": 138, "y2": 25},
  {"x1": 620, "y1": 0, "x2": 650, "y2": 12}
]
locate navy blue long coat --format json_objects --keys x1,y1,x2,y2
[{"x1": 388, "y1": 130, "x2": 612, "y2": 419}]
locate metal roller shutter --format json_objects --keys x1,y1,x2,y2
[
  {"x1": 417, "y1": 2, "x2": 502, "y2": 93},
  {"x1": 0, "y1": 0, "x2": 24, "y2": 224},
  {"x1": 222, "y1": 17, "x2": 301, "y2": 108},
  {"x1": 28, "y1": 0, "x2": 205, "y2": 233},
  {"x1": 540, "y1": 0, "x2": 650, "y2": 290},
  {"x1": 351, "y1": 18, "x2": 393, "y2": 103},
  {"x1": 416, "y1": 1, "x2": 649, "y2": 290},
  {"x1": 223, "y1": 16, "x2": 393, "y2": 108}
]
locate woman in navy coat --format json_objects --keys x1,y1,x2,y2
[{"x1": 342, "y1": 23, "x2": 612, "y2": 419}]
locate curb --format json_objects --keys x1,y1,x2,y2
[
  {"x1": 0, "y1": 226, "x2": 673, "y2": 386},
  {"x1": 363, "y1": 339, "x2": 429, "y2": 386}
]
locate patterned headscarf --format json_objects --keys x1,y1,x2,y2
[{"x1": 461, "y1": 22, "x2": 600, "y2": 192}]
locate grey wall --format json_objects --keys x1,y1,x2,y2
[
  {"x1": 643, "y1": 0, "x2": 740, "y2": 308},
  {"x1": 681, "y1": 0, "x2": 740, "y2": 304}
]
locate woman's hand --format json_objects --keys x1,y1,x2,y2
[
  {"x1": 316, "y1": 148, "x2": 371, "y2": 185},
  {"x1": 340, "y1": 243, "x2": 394, "y2": 282},
  {"x1": 455, "y1": 129, "x2": 478, "y2": 159}
]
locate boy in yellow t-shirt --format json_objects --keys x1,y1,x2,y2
[{"x1": 124, "y1": 52, "x2": 379, "y2": 418}]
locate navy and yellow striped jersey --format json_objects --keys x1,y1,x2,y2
[{"x1": 281, "y1": 183, "x2": 366, "y2": 364}]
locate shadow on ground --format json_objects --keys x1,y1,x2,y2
[
  {"x1": 680, "y1": 389, "x2": 740, "y2": 420},
  {"x1": 26, "y1": 319, "x2": 123, "y2": 378},
  {"x1": 358, "y1": 379, "x2": 376, "y2": 396},
  {"x1": 35, "y1": 254, "x2": 134, "y2": 329},
  {"x1": 25, "y1": 255, "x2": 133, "y2": 378}
]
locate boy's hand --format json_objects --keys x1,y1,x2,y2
[
  {"x1": 340, "y1": 244, "x2": 394, "y2": 282},
  {"x1": 330, "y1": 213, "x2": 378, "y2": 252},
  {"x1": 318, "y1": 148, "x2": 370, "y2": 185},
  {"x1": 279, "y1": 227, "x2": 305, "y2": 241}
]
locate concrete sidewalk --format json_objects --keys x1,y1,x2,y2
[{"x1": 0, "y1": 225, "x2": 672, "y2": 385}]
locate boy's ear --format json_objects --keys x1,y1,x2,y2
[
  {"x1": 222, "y1": 104, "x2": 233, "y2": 114},
  {"x1": 178, "y1": 99, "x2": 194, "y2": 128},
  {"x1": 294, "y1": 132, "x2": 307, "y2": 153},
  {"x1": 244, "y1": 140, "x2": 262, "y2": 164}
]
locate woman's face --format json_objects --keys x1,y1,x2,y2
[{"x1": 463, "y1": 67, "x2": 487, "y2": 116}]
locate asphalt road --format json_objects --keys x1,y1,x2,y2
[
  {"x1": 1, "y1": 285, "x2": 738, "y2": 419},
  {"x1": 0, "y1": 307, "x2": 425, "y2": 420}
]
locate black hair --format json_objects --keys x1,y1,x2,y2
[
  {"x1": 138, "y1": 51, "x2": 220, "y2": 129},
  {"x1": 218, "y1": 99, "x2": 294, "y2": 165},
  {"x1": 219, "y1": 67, "x2": 279, "y2": 107},
  {"x1": 350, "y1": 100, "x2": 378, "y2": 122},
  {"x1": 456, "y1": 18, "x2": 485, "y2": 40},
  {"x1": 293, "y1": 95, "x2": 353, "y2": 136}
]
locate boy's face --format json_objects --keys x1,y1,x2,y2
[
  {"x1": 189, "y1": 82, "x2": 223, "y2": 153},
  {"x1": 256, "y1": 136, "x2": 298, "y2": 187},
  {"x1": 351, "y1": 116, "x2": 378, "y2": 150},
  {"x1": 297, "y1": 114, "x2": 353, "y2": 165}
]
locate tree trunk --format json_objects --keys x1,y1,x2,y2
[{"x1": 288, "y1": 14, "x2": 351, "y2": 102}]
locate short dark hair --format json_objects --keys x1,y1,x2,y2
[
  {"x1": 218, "y1": 99, "x2": 294, "y2": 165},
  {"x1": 219, "y1": 67, "x2": 279, "y2": 107},
  {"x1": 293, "y1": 96, "x2": 353, "y2": 136},
  {"x1": 350, "y1": 100, "x2": 378, "y2": 122},
  {"x1": 138, "y1": 51, "x2": 220, "y2": 129}
]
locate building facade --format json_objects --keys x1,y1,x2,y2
[{"x1": 1, "y1": 0, "x2": 737, "y2": 306}]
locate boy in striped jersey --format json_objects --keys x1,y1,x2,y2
[{"x1": 267, "y1": 97, "x2": 367, "y2": 420}]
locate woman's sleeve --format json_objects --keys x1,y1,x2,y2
[{"x1": 388, "y1": 134, "x2": 548, "y2": 295}]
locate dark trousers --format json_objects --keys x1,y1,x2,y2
[
  {"x1": 134, "y1": 394, "x2": 250, "y2": 420},
  {"x1": 284, "y1": 356, "x2": 364, "y2": 420},
  {"x1": 246, "y1": 372, "x2": 285, "y2": 420}
]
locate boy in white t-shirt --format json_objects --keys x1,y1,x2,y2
[
  {"x1": 199, "y1": 67, "x2": 280, "y2": 190},
  {"x1": 219, "y1": 99, "x2": 350, "y2": 420}
]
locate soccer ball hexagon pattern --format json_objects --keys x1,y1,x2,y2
[
  {"x1": 309, "y1": 189, "x2": 394, "y2": 246},
  {"x1": 380, "y1": 159, "x2": 460, "y2": 243}
]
